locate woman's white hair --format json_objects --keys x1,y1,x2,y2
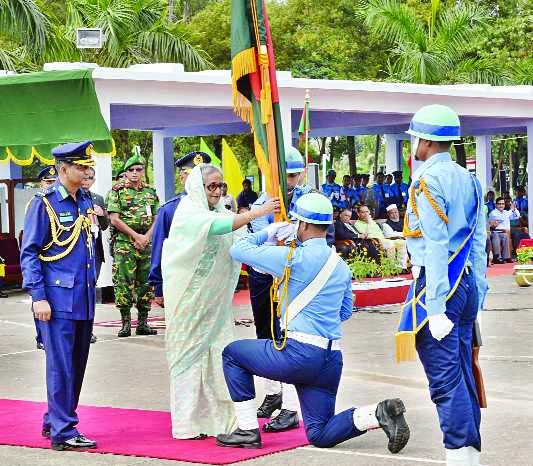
[{"x1": 200, "y1": 164, "x2": 222, "y2": 181}]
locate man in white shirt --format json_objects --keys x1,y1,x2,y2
[
  {"x1": 382, "y1": 204, "x2": 405, "y2": 239},
  {"x1": 488, "y1": 196, "x2": 519, "y2": 263}
]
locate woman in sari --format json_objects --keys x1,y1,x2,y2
[{"x1": 162, "y1": 164, "x2": 278, "y2": 439}]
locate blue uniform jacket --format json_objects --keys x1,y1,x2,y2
[
  {"x1": 371, "y1": 183, "x2": 392, "y2": 214},
  {"x1": 321, "y1": 182, "x2": 342, "y2": 209},
  {"x1": 21, "y1": 182, "x2": 96, "y2": 320},
  {"x1": 148, "y1": 193, "x2": 185, "y2": 297},
  {"x1": 230, "y1": 232, "x2": 353, "y2": 340},
  {"x1": 389, "y1": 182, "x2": 409, "y2": 206},
  {"x1": 339, "y1": 186, "x2": 358, "y2": 209},
  {"x1": 405, "y1": 152, "x2": 488, "y2": 316}
]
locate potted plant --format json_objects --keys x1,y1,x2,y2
[{"x1": 514, "y1": 246, "x2": 533, "y2": 287}]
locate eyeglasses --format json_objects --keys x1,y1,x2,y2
[
  {"x1": 204, "y1": 182, "x2": 224, "y2": 192},
  {"x1": 84, "y1": 176, "x2": 94, "y2": 180},
  {"x1": 127, "y1": 167, "x2": 144, "y2": 173}
]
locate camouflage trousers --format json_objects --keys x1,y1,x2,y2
[{"x1": 112, "y1": 241, "x2": 153, "y2": 313}]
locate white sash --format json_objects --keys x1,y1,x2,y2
[{"x1": 287, "y1": 248, "x2": 340, "y2": 323}]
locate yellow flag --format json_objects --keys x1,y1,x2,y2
[{"x1": 222, "y1": 139, "x2": 243, "y2": 198}]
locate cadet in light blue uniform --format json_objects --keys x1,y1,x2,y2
[
  {"x1": 339, "y1": 174, "x2": 358, "y2": 209},
  {"x1": 248, "y1": 146, "x2": 312, "y2": 432},
  {"x1": 216, "y1": 193, "x2": 410, "y2": 452},
  {"x1": 21, "y1": 141, "x2": 98, "y2": 451},
  {"x1": 321, "y1": 169, "x2": 342, "y2": 209},
  {"x1": 389, "y1": 170, "x2": 409, "y2": 208},
  {"x1": 403, "y1": 105, "x2": 487, "y2": 466},
  {"x1": 369, "y1": 172, "x2": 392, "y2": 218},
  {"x1": 148, "y1": 151, "x2": 211, "y2": 301}
]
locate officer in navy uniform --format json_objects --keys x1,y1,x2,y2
[
  {"x1": 216, "y1": 193, "x2": 410, "y2": 452},
  {"x1": 148, "y1": 151, "x2": 211, "y2": 306},
  {"x1": 21, "y1": 141, "x2": 98, "y2": 451}
]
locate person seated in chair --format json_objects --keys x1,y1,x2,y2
[
  {"x1": 334, "y1": 209, "x2": 379, "y2": 260},
  {"x1": 354, "y1": 205, "x2": 407, "y2": 270},
  {"x1": 488, "y1": 197, "x2": 518, "y2": 264}
]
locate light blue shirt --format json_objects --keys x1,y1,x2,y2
[
  {"x1": 250, "y1": 185, "x2": 312, "y2": 232},
  {"x1": 488, "y1": 208, "x2": 519, "y2": 231},
  {"x1": 405, "y1": 152, "x2": 488, "y2": 316},
  {"x1": 230, "y1": 232, "x2": 353, "y2": 340}
]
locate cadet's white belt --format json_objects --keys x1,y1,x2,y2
[{"x1": 287, "y1": 331, "x2": 341, "y2": 351}]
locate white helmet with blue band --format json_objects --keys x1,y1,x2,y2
[
  {"x1": 290, "y1": 192, "x2": 333, "y2": 225},
  {"x1": 285, "y1": 146, "x2": 305, "y2": 174}
]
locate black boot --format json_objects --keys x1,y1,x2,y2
[
  {"x1": 376, "y1": 398, "x2": 410, "y2": 454},
  {"x1": 136, "y1": 309, "x2": 157, "y2": 336},
  {"x1": 262, "y1": 409, "x2": 299, "y2": 432},
  {"x1": 256, "y1": 392, "x2": 282, "y2": 418},
  {"x1": 117, "y1": 310, "x2": 131, "y2": 338},
  {"x1": 216, "y1": 428, "x2": 262, "y2": 449}
]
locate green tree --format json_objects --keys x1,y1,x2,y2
[
  {"x1": 1, "y1": 0, "x2": 211, "y2": 71},
  {"x1": 359, "y1": 0, "x2": 505, "y2": 85}
]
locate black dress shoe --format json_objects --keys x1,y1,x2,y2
[
  {"x1": 257, "y1": 393, "x2": 282, "y2": 418},
  {"x1": 36, "y1": 340, "x2": 45, "y2": 350},
  {"x1": 216, "y1": 428, "x2": 262, "y2": 449},
  {"x1": 492, "y1": 258, "x2": 504, "y2": 264},
  {"x1": 52, "y1": 435, "x2": 97, "y2": 451},
  {"x1": 375, "y1": 398, "x2": 410, "y2": 454},
  {"x1": 90, "y1": 334, "x2": 97, "y2": 344},
  {"x1": 262, "y1": 409, "x2": 299, "y2": 432},
  {"x1": 190, "y1": 433, "x2": 208, "y2": 440},
  {"x1": 42, "y1": 427, "x2": 50, "y2": 438},
  {"x1": 0, "y1": 290, "x2": 7, "y2": 298}
]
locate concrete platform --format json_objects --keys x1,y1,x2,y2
[{"x1": 0, "y1": 272, "x2": 531, "y2": 466}]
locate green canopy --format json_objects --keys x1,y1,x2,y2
[{"x1": 0, "y1": 69, "x2": 113, "y2": 166}]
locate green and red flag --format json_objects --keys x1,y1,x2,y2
[
  {"x1": 298, "y1": 90, "x2": 310, "y2": 163},
  {"x1": 231, "y1": 0, "x2": 288, "y2": 218}
]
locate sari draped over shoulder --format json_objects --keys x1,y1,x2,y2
[{"x1": 161, "y1": 166, "x2": 241, "y2": 439}]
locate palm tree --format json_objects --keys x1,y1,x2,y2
[
  {"x1": 359, "y1": 0, "x2": 505, "y2": 85},
  {"x1": 0, "y1": 0, "x2": 49, "y2": 70},
  {"x1": 1, "y1": 0, "x2": 210, "y2": 71},
  {"x1": 66, "y1": 0, "x2": 210, "y2": 69}
]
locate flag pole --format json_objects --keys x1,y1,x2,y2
[{"x1": 304, "y1": 89, "x2": 310, "y2": 165}]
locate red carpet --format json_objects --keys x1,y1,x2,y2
[{"x1": 0, "y1": 399, "x2": 308, "y2": 464}]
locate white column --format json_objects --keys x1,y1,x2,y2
[
  {"x1": 527, "y1": 123, "x2": 533, "y2": 236},
  {"x1": 0, "y1": 162, "x2": 22, "y2": 234},
  {"x1": 410, "y1": 135, "x2": 423, "y2": 174},
  {"x1": 384, "y1": 134, "x2": 402, "y2": 173},
  {"x1": 475, "y1": 136, "x2": 492, "y2": 194},
  {"x1": 93, "y1": 156, "x2": 112, "y2": 198},
  {"x1": 152, "y1": 132, "x2": 175, "y2": 203},
  {"x1": 92, "y1": 99, "x2": 113, "y2": 288},
  {"x1": 279, "y1": 103, "x2": 292, "y2": 151},
  {"x1": 93, "y1": 100, "x2": 113, "y2": 198}
]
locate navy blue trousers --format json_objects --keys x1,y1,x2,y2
[
  {"x1": 38, "y1": 318, "x2": 93, "y2": 443},
  {"x1": 416, "y1": 271, "x2": 481, "y2": 451},
  {"x1": 248, "y1": 268, "x2": 279, "y2": 340},
  {"x1": 222, "y1": 338, "x2": 365, "y2": 448},
  {"x1": 34, "y1": 318, "x2": 43, "y2": 345}
]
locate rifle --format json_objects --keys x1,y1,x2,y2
[{"x1": 472, "y1": 320, "x2": 487, "y2": 408}]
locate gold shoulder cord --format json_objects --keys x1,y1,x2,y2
[
  {"x1": 402, "y1": 178, "x2": 449, "y2": 238},
  {"x1": 38, "y1": 196, "x2": 93, "y2": 262},
  {"x1": 270, "y1": 240, "x2": 297, "y2": 351}
]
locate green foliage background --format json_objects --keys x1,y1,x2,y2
[{"x1": 1, "y1": 0, "x2": 530, "y2": 191}]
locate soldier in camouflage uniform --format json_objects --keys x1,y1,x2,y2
[{"x1": 106, "y1": 153, "x2": 159, "y2": 337}]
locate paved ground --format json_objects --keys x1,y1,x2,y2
[{"x1": 0, "y1": 272, "x2": 531, "y2": 466}]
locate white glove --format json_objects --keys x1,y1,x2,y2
[
  {"x1": 276, "y1": 222, "x2": 297, "y2": 242},
  {"x1": 264, "y1": 221, "x2": 289, "y2": 244},
  {"x1": 428, "y1": 313, "x2": 454, "y2": 341}
]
